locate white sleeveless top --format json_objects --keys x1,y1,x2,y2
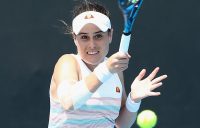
[{"x1": 48, "y1": 54, "x2": 123, "y2": 128}]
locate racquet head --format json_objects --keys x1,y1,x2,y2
[{"x1": 118, "y1": 0, "x2": 143, "y2": 33}]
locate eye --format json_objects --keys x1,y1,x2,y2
[
  {"x1": 80, "y1": 35, "x2": 89, "y2": 40},
  {"x1": 94, "y1": 34, "x2": 103, "y2": 40}
]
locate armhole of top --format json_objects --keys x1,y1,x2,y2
[{"x1": 71, "y1": 54, "x2": 81, "y2": 81}]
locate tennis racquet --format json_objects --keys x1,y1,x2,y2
[{"x1": 118, "y1": 0, "x2": 143, "y2": 52}]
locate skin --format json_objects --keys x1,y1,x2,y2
[
  {"x1": 73, "y1": 23, "x2": 112, "y2": 70},
  {"x1": 50, "y1": 23, "x2": 167, "y2": 128}
]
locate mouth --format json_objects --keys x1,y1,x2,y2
[{"x1": 87, "y1": 51, "x2": 100, "y2": 55}]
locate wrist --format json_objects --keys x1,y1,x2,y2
[
  {"x1": 130, "y1": 93, "x2": 141, "y2": 103},
  {"x1": 126, "y1": 93, "x2": 141, "y2": 112},
  {"x1": 94, "y1": 61, "x2": 113, "y2": 83}
]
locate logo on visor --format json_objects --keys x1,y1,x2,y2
[{"x1": 84, "y1": 14, "x2": 94, "y2": 19}]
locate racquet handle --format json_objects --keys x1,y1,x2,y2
[{"x1": 119, "y1": 34, "x2": 131, "y2": 53}]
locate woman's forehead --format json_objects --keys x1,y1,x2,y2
[{"x1": 78, "y1": 24, "x2": 104, "y2": 35}]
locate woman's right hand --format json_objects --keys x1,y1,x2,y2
[{"x1": 106, "y1": 52, "x2": 131, "y2": 73}]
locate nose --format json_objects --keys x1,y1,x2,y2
[{"x1": 88, "y1": 39, "x2": 96, "y2": 49}]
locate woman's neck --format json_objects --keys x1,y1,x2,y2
[{"x1": 83, "y1": 61, "x2": 97, "y2": 71}]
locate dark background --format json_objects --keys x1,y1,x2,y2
[{"x1": 0, "y1": 0, "x2": 199, "y2": 127}]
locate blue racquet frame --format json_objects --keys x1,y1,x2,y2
[{"x1": 118, "y1": 0, "x2": 143, "y2": 52}]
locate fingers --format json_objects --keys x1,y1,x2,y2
[
  {"x1": 115, "y1": 58, "x2": 129, "y2": 64},
  {"x1": 120, "y1": 65, "x2": 128, "y2": 71},
  {"x1": 150, "y1": 82, "x2": 162, "y2": 91},
  {"x1": 151, "y1": 75, "x2": 168, "y2": 85},
  {"x1": 136, "y1": 69, "x2": 146, "y2": 80},
  {"x1": 147, "y1": 67, "x2": 160, "y2": 80},
  {"x1": 114, "y1": 63, "x2": 128, "y2": 70},
  {"x1": 148, "y1": 91, "x2": 161, "y2": 96},
  {"x1": 149, "y1": 75, "x2": 167, "y2": 93},
  {"x1": 111, "y1": 52, "x2": 130, "y2": 68},
  {"x1": 127, "y1": 53, "x2": 131, "y2": 58},
  {"x1": 107, "y1": 52, "x2": 131, "y2": 73},
  {"x1": 114, "y1": 52, "x2": 131, "y2": 59}
]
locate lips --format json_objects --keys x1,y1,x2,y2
[{"x1": 87, "y1": 51, "x2": 99, "y2": 55}]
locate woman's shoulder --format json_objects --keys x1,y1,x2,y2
[
  {"x1": 54, "y1": 54, "x2": 78, "y2": 69},
  {"x1": 58, "y1": 53, "x2": 76, "y2": 61}
]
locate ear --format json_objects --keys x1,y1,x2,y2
[
  {"x1": 72, "y1": 33, "x2": 78, "y2": 46},
  {"x1": 108, "y1": 28, "x2": 113, "y2": 44}
]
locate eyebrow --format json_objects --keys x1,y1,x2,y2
[{"x1": 77, "y1": 31, "x2": 103, "y2": 35}]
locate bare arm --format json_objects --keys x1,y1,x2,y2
[
  {"x1": 51, "y1": 54, "x2": 102, "y2": 110},
  {"x1": 51, "y1": 52, "x2": 131, "y2": 110},
  {"x1": 115, "y1": 72, "x2": 138, "y2": 128},
  {"x1": 115, "y1": 67, "x2": 168, "y2": 128}
]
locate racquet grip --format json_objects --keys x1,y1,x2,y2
[{"x1": 119, "y1": 34, "x2": 131, "y2": 53}]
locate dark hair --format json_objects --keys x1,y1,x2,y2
[
  {"x1": 59, "y1": 0, "x2": 110, "y2": 35},
  {"x1": 72, "y1": 0, "x2": 110, "y2": 18}
]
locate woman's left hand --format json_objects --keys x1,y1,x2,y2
[{"x1": 130, "y1": 67, "x2": 167, "y2": 102}]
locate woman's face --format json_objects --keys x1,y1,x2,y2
[{"x1": 73, "y1": 23, "x2": 113, "y2": 67}]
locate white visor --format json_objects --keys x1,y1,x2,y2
[{"x1": 72, "y1": 11, "x2": 111, "y2": 35}]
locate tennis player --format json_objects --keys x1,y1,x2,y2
[{"x1": 48, "y1": 1, "x2": 167, "y2": 128}]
